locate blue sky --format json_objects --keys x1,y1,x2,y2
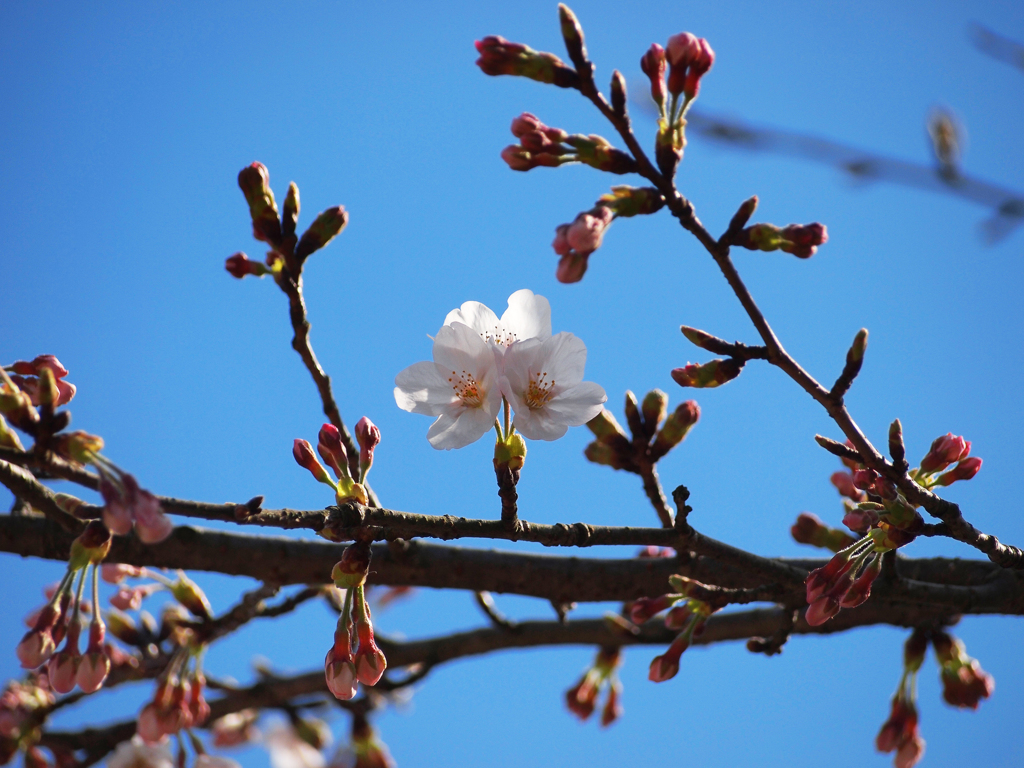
[{"x1": 2, "y1": 1, "x2": 1023, "y2": 766}]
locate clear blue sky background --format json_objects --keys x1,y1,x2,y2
[{"x1": 2, "y1": 1, "x2": 1023, "y2": 766}]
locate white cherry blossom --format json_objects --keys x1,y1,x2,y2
[
  {"x1": 500, "y1": 332, "x2": 607, "y2": 441},
  {"x1": 394, "y1": 322, "x2": 503, "y2": 449},
  {"x1": 443, "y1": 289, "x2": 551, "y2": 353},
  {"x1": 106, "y1": 737, "x2": 173, "y2": 768}
]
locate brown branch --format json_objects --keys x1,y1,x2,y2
[
  {"x1": 37, "y1": 598, "x2": 976, "y2": 763},
  {"x1": 0, "y1": 458, "x2": 84, "y2": 533},
  {"x1": 3, "y1": 516, "x2": 1023, "y2": 614}
]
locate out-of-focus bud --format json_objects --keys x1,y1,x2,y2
[
  {"x1": 934, "y1": 456, "x2": 982, "y2": 486},
  {"x1": 640, "y1": 44, "x2": 667, "y2": 111},
  {"x1": 928, "y1": 108, "x2": 961, "y2": 176},
  {"x1": 623, "y1": 391, "x2": 644, "y2": 441},
  {"x1": 293, "y1": 717, "x2": 332, "y2": 751},
  {"x1": 0, "y1": 414, "x2": 24, "y2": 450},
  {"x1": 641, "y1": 389, "x2": 668, "y2": 438},
  {"x1": 501, "y1": 145, "x2": 568, "y2": 172},
  {"x1": 597, "y1": 186, "x2": 664, "y2": 218},
  {"x1": 212, "y1": 710, "x2": 260, "y2": 748},
  {"x1": 734, "y1": 222, "x2": 828, "y2": 258},
  {"x1": 831, "y1": 471, "x2": 866, "y2": 502},
  {"x1": 293, "y1": 439, "x2": 336, "y2": 486},
  {"x1": 919, "y1": 433, "x2": 971, "y2": 475},
  {"x1": 317, "y1": 424, "x2": 350, "y2": 480},
  {"x1": 565, "y1": 134, "x2": 638, "y2": 174},
  {"x1": 790, "y1": 512, "x2": 856, "y2": 552},
  {"x1": 101, "y1": 563, "x2": 143, "y2": 584},
  {"x1": 650, "y1": 400, "x2": 700, "y2": 460},
  {"x1": 283, "y1": 183, "x2": 300, "y2": 239},
  {"x1": 629, "y1": 594, "x2": 674, "y2": 625},
  {"x1": 851, "y1": 468, "x2": 879, "y2": 491},
  {"x1": 583, "y1": 441, "x2": 631, "y2": 470},
  {"x1": 556, "y1": 252, "x2": 589, "y2": 284},
  {"x1": 726, "y1": 196, "x2": 758, "y2": 235},
  {"x1": 671, "y1": 358, "x2": 744, "y2": 388},
  {"x1": 332, "y1": 542, "x2": 371, "y2": 589},
  {"x1": 838, "y1": 556, "x2": 881, "y2": 608},
  {"x1": 10, "y1": 355, "x2": 70, "y2": 379},
  {"x1": 665, "y1": 33, "x2": 714, "y2": 100},
  {"x1": 238, "y1": 163, "x2": 282, "y2": 245},
  {"x1": 610, "y1": 70, "x2": 627, "y2": 117},
  {"x1": 225, "y1": 252, "x2": 269, "y2": 279},
  {"x1": 903, "y1": 629, "x2": 928, "y2": 674},
  {"x1": 171, "y1": 572, "x2": 212, "y2": 620},
  {"x1": 586, "y1": 409, "x2": 631, "y2": 451},
  {"x1": 553, "y1": 207, "x2": 614, "y2": 283},
  {"x1": 557, "y1": 4, "x2": 588, "y2": 71},
  {"x1": 600, "y1": 682, "x2": 622, "y2": 728},
  {"x1": 475, "y1": 36, "x2": 581, "y2": 89},
  {"x1": 843, "y1": 503, "x2": 882, "y2": 534},
  {"x1": 295, "y1": 206, "x2": 348, "y2": 262},
  {"x1": 106, "y1": 610, "x2": 141, "y2": 645},
  {"x1": 355, "y1": 417, "x2": 381, "y2": 481},
  {"x1": 648, "y1": 632, "x2": 689, "y2": 682},
  {"x1": 36, "y1": 368, "x2": 59, "y2": 410},
  {"x1": 53, "y1": 430, "x2": 104, "y2": 465},
  {"x1": 932, "y1": 632, "x2": 994, "y2": 709}
]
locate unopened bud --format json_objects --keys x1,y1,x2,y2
[
  {"x1": 597, "y1": 186, "x2": 664, "y2": 218},
  {"x1": 610, "y1": 70, "x2": 627, "y2": 116},
  {"x1": 641, "y1": 389, "x2": 668, "y2": 437},
  {"x1": 665, "y1": 33, "x2": 714, "y2": 100},
  {"x1": 295, "y1": 206, "x2": 348, "y2": 261},
  {"x1": 37, "y1": 368, "x2": 60, "y2": 409},
  {"x1": 474, "y1": 36, "x2": 581, "y2": 89},
  {"x1": 650, "y1": 400, "x2": 700, "y2": 460},
  {"x1": 888, "y1": 418, "x2": 906, "y2": 466},
  {"x1": 557, "y1": 4, "x2": 588, "y2": 71},
  {"x1": 623, "y1": 391, "x2": 644, "y2": 440},
  {"x1": 640, "y1": 44, "x2": 667, "y2": 110},
  {"x1": 293, "y1": 439, "x2": 336, "y2": 486},
  {"x1": 225, "y1": 252, "x2": 269, "y2": 279},
  {"x1": 317, "y1": 424, "x2": 350, "y2": 480},
  {"x1": 727, "y1": 196, "x2": 758, "y2": 235},
  {"x1": 934, "y1": 457, "x2": 982, "y2": 486},
  {"x1": 355, "y1": 416, "x2": 381, "y2": 480},
  {"x1": 238, "y1": 162, "x2": 282, "y2": 245},
  {"x1": 671, "y1": 358, "x2": 744, "y2": 388},
  {"x1": 282, "y1": 182, "x2": 300, "y2": 238},
  {"x1": 69, "y1": 521, "x2": 113, "y2": 569},
  {"x1": 171, "y1": 572, "x2": 212, "y2": 620},
  {"x1": 556, "y1": 252, "x2": 589, "y2": 284}
]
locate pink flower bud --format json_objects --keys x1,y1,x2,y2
[
  {"x1": 843, "y1": 506, "x2": 880, "y2": 533},
  {"x1": 779, "y1": 223, "x2": 828, "y2": 258},
  {"x1": 10, "y1": 355, "x2": 69, "y2": 379},
  {"x1": 317, "y1": 425, "x2": 350, "y2": 480},
  {"x1": 851, "y1": 468, "x2": 878, "y2": 490},
  {"x1": 100, "y1": 479, "x2": 134, "y2": 536},
  {"x1": 355, "y1": 417, "x2": 381, "y2": 478},
  {"x1": 510, "y1": 112, "x2": 543, "y2": 138},
  {"x1": 48, "y1": 648, "x2": 81, "y2": 695},
  {"x1": 566, "y1": 207, "x2": 613, "y2": 254},
  {"x1": 211, "y1": 710, "x2": 259, "y2": 748},
  {"x1": 565, "y1": 672, "x2": 599, "y2": 720},
  {"x1": 332, "y1": 542, "x2": 372, "y2": 589},
  {"x1": 132, "y1": 490, "x2": 173, "y2": 545},
  {"x1": 919, "y1": 433, "x2": 970, "y2": 474},
  {"x1": 640, "y1": 43, "x2": 667, "y2": 107},
  {"x1": 648, "y1": 632, "x2": 689, "y2": 683},
  {"x1": 804, "y1": 594, "x2": 840, "y2": 626},
  {"x1": 629, "y1": 594, "x2": 674, "y2": 625},
  {"x1": 76, "y1": 650, "x2": 110, "y2": 693},
  {"x1": 839, "y1": 556, "x2": 881, "y2": 608},
  {"x1": 934, "y1": 456, "x2": 982, "y2": 486},
  {"x1": 101, "y1": 563, "x2": 143, "y2": 584},
  {"x1": 294, "y1": 438, "x2": 335, "y2": 485},
  {"x1": 354, "y1": 641, "x2": 387, "y2": 687},
  {"x1": 664, "y1": 604, "x2": 692, "y2": 631},
  {"x1": 16, "y1": 630, "x2": 55, "y2": 669},
  {"x1": 325, "y1": 646, "x2": 358, "y2": 701},
  {"x1": 136, "y1": 703, "x2": 165, "y2": 744},
  {"x1": 474, "y1": 36, "x2": 580, "y2": 89},
  {"x1": 556, "y1": 253, "x2": 590, "y2": 284},
  {"x1": 224, "y1": 253, "x2": 268, "y2": 279},
  {"x1": 665, "y1": 33, "x2": 714, "y2": 99},
  {"x1": 600, "y1": 684, "x2": 622, "y2": 728},
  {"x1": 830, "y1": 471, "x2": 865, "y2": 501}
]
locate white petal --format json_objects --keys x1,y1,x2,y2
[
  {"x1": 501, "y1": 289, "x2": 551, "y2": 343},
  {"x1": 513, "y1": 407, "x2": 569, "y2": 441},
  {"x1": 538, "y1": 332, "x2": 588, "y2": 389},
  {"x1": 545, "y1": 381, "x2": 607, "y2": 425},
  {"x1": 426, "y1": 406, "x2": 495, "y2": 450},
  {"x1": 443, "y1": 301, "x2": 500, "y2": 339},
  {"x1": 394, "y1": 362, "x2": 456, "y2": 416},
  {"x1": 433, "y1": 322, "x2": 496, "y2": 377},
  {"x1": 501, "y1": 338, "x2": 543, "y2": 396}
]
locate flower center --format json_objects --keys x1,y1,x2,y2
[
  {"x1": 448, "y1": 370, "x2": 483, "y2": 408},
  {"x1": 525, "y1": 371, "x2": 555, "y2": 409},
  {"x1": 479, "y1": 324, "x2": 519, "y2": 348}
]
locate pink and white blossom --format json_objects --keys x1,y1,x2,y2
[
  {"x1": 443, "y1": 289, "x2": 551, "y2": 353},
  {"x1": 394, "y1": 322, "x2": 503, "y2": 450},
  {"x1": 106, "y1": 736, "x2": 173, "y2": 768},
  {"x1": 500, "y1": 333, "x2": 606, "y2": 441}
]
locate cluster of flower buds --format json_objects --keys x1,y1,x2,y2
[
  {"x1": 585, "y1": 391, "x2": 699, "y2": 472},
  {"x1": 912, "y1": 433, "x2": 981, "y2": 488},
  {"x1": 16, "y1": 523, "x2": 114, "y2": 695},
  {"x1": 564, "y1": 647, "x2": 622, "y2": 726},
  {"x1": 876, "y1": 630, "x2": 927, "y2": 768},
  {"x1": 293, "y1": 421, "x2": 378, "y2": 506},
  {"x1": 0, "y1": 673, "x2": 54, "y2": 764},
  {"x1": 230, "y1": 163, "x2": 348, "y2": 278},
  {"x1": 137, "y1": 663, "x2": 211, "y2": 744},
  {"x1": 325, "y1": 542, "x2": 387, "y2": 700},
  {"x1": 804, "y1": 531, "x2": 895, "y2": 626},
  {"x1": 502, "y1": 113, "x2": 638, "y2": 175},
  {"x1": 336, "y1": 716, "x2": 396, "y2": 768},
  {"x1": 789, "y1": 512, "x2": 856, "y2": 553},
  {"x1": 639, "y1": 33, "x2": 713, "y2": 176},
  {"x1": 475, "y1": 36, "x2": 580, "y2": 89},
  {"x1": 731, "y1": 222, "x2": 829, "y2": 259},
  {"x1": 931, "y1": 631, "x2": 994, "y2": 709},
  {"x1": 645, "y1": 576, "x2": 715, "y2": 682},
  {"x1": 552, "y1": 206, "x2": 614, "y2": 284},
  {"x1": 3, "y1": 356, "x2": 76, "y2": 410},
  {"x1": 49, "y1": 431, "x2": 173, "y2": 544}
]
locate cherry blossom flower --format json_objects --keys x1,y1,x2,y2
[
  {"x1": 500, "y1": 332, "x2": 606, "y2": 440},
  {"x1": 394, "y1": 322, "x2": 503, "y2": 449},
  {"x1": 442, "y1": 289, "x2": 551, "y2": 354},
  {"x1": 265, "y1": 723, "x2": 327, "y2": 768}
]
